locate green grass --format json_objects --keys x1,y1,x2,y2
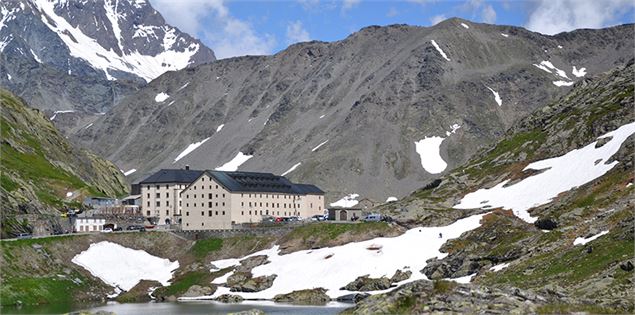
[
  {"x1": 152, "y1": 269, "x2": 230, "y2": 297},
  {"x1": 190, "y1": 238, "x2": 223, "y2": 259},
  {"x1": 386, "y1": 295, "x2": 418, "y2": 314},
  {"x1": 432, "y1": 280, "x2": 456, "y2": 294},
  {"x1": 0, "y1": 174, "x2": 19, "y2": 192},
  {"x1": 537, "y1": 303, "x2": 624, "y2": 314},
  {"x1": 0, "y1": 274, "x2": 88, "y2": 306}
]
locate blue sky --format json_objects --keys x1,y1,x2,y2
[{"x1": 150, "y1": 0, "x2": 635, "y2": 59}]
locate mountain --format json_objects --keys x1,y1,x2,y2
[
  {"x1": 74, "y1": 19, "x2": 633, "y2": 202},
  {"x1": 360, "y1": 60, "x2": 634, "y2": 313},
  {"x1": 0, "y1": 89, "x2": 128, "y2": 238},
  {"x1": 0, "y1": 0, "x2": 216, "y2": 133}
]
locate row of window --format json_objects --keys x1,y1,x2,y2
[
  {"x1": 184, "y1": 202, "x2": 227, "y2": 208},
  {"x1": 184, "y1": 210, "x2": 226, "y2": 216},
  {"x1": 146, "y1": 184, "x2": 185, "y2": 190},
  {"x1": 184, "y1": 193, "x2": 226, "y2": 199},
  {"x1": 148, "y1": 201, "x2": 171, "y2": 207}
]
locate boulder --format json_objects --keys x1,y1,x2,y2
[
  {"x1": 230, "y1": 274, "x2": 277, "y2": 292},
  {"x1": 273, "y1": 288, "x2": 331, "y2": 305},
  {"x1": 341, "y1": 275, "x2": 392, "y2": 291},
  {"x1": 180, "y1": 285, "x2": 215, "y2": 298},
  {"x1": 336, "y1": 293, "x2": 370, "y2": 303},
  {"x1": 390, "y1": 269, "x2": 412, "y2": 283},
  {"x1": 215, "y1": 294, "x2": 244, "y2": 303},
  {"x1": 227, "y1": 271, "x2": 252, "y2": 287},
  {"x1": 236, "y1": 255, "x2": 269, "y2": 272},
  {"x1": 534, "y1": 218, "x2": 558, "y2": 230},
  {"x1": 620, "y1": 261, "x2": 634, "y2": 272}
]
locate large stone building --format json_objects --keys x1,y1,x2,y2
[
  {"x1": 139, "y1": 167, "x2": 204, "y2": 224},
  {"x1": 180, "y1": 170, "x2": 325, "y2": 230}
]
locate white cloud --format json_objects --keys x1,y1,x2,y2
[
  {"x1": 150, "y1": 0, "x2": 275, "y2": 59},
  {"x1": 481, "y1": 4, "x2": 496, "y2": 23},
  {"x1": 526, "y1": 0, "x2": 634, "y2": 35},
  {"x1": 430, "y1": 14, "x2": 447, "y2": 25},
  {"x1": 286, "y1": 20, "x2": 310, "y2": 44},
  {"x1": 386, "y1": 7, "x2": 398, "y2": 17},
  {"x1": 342, "y1": 0, "x2": 361, "y2": 11},
  {"x1": 298, "y1": 0, "x2": 320, "y2": 11}
]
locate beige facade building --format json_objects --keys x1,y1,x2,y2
[
  {"x1": 180, "y1": 170, "x2": 325, "y2": 230},
  {"x1": 139, "y1": 167, "x2": 204, "y2": 225}
]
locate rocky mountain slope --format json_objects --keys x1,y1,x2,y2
[
  {"x1": 0, "y1": 89, "x2": 128, "y2": 238},
  {"x1": 0, "y1": 0, "x2": 216, "y2": 133},
  {"x1": 74, "y1": 19, "x2": 633, "y2": 202},
  {"x1": 361, "y1": 60, "x2": 635, "y2": 313}
]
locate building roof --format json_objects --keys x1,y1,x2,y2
[
  {"x1": 139, "y1": 169, "x2": 205, "y2": 184},
  {"x1": 292, "y1": 184, "x2": 325, "y2": 195}
]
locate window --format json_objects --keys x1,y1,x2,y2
[
  {"x1": 166, "y1": 210, "x2": 169, "y2": 215},
  {"x1": 249, "y1": 194, "x2": 252, "y2": 198},
  {"x1": 222, "y1": 193, "x2": 225, "y2": 198},
  {"x1": 201, "y1": 211, "x2": 204, "y2": 216},
  {"x1": 277, "y1": 203, "x2": 279, "y2": 208},
  {"x1": 241, "y1": 193, "x2": 244, "y2": 197},
  {"x1": 241, "y1": 202, "x2": 244, "y2": 206},
  {"x1": 283, "y1": 204, "x2": 286, "y2": 208},
  {"x1": 215, "y1": 211, "x2": 218, "y2": 215},
  {"x1": 310, "y1": 203, "x2": 313, "y2": 208},
  {"x1": 209, "y1": 202, "x2": 212, "y2": 208},
  {"x1": 209, "y1": 185, "x2": 212, "y2": 189},
  {"x1": 156, "y1": 201, "x2": 160, "y2": 207},
  {"x1": 209, "y1": 193, "x2": 213, "y2": 199},
  {"x1": 147, "y1": 193, "x2": 150, "y2": 198},
  {"x1": 186, "y1": 212, "x2": 189, "y2": 216},
  {"x1": 194, "y1": 203, "x2": 197, "y2": 207},
  {"x1": 222, "y1": 202, "x2": 225, "y2": 206},
  {"x1": 146, "y1": 211, "x2": 150, "y2": 216},
  {"x1": 156, "y1": 193, "x2": 160, "y2": 198},
  {"x1": 202, "y1": 177, "x2": 205, "y2": 182},
  {"x1": 186, "y1": 223, "x2": 189, "y2": 226},
  {"x1": 194, "y1": 194, "x2": 197, "y2": 198},
  {"x1": 215, "y1": 185, "x2": 218, "y2": 189},
  {"x1": 166, "y1": 192, "x2": 169, "y2": 198},
  {"x1": 266, "y1": 210, "x2": 269, "y2": 215},
  {"x1": 260, "y1": 202, "x2": 262, "y2": 207},
  {"x1": 165, "y1": 185, "x2": 168, "y2": 189},
  {"x1": 186, "y1": 194, "x2": 189, "y2": 198},
  {"x1": 215, "y1": 194, "x2": 218, "y2": 198},
  {"x1": 249, "y1": 202, "x2": 252, "y2": 207},
  {"x1": 156, "y1": 185, "x2": 159, "y2": 189},
  {"x1": 209, "y1": 210, "x2": 212, "y2": 216},
  {"x1": 260, "y1": 210, "x2": 263, "y2": 215},
  {"x1": 186, "y1": 203, "x2": 189, "y2": 207},
  {"x1": 222, "y1": 211, "x2": 225, "y2": 215},
  {"x1": 249, "y1": 211, "x2": 252, "y2": 215},
  {"x1": 266, "y1": 203, "x2": 269, "y2": 207},
  {"x1": 179, "y1": 201, "x2": 182, "y2": 206},
  {"x1": 147, "y1": 201, "x2": 150, "y2": 207},
  {"x1": 202, "y1": 222, "x2": 204, "y2": 226},
  {"x1": 166, "y1": 201, "x2": 170, "y2": 206},
  {"x1": 215, "y1": 202, "x2": 218, "y2": 206},
  {"x1": 241, "y1": 211, "x2": 244, "y2": 215}
]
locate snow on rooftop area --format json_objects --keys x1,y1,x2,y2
[
  {"x1": 33, "y1": 1, "x2": 201, "y2": 82},
  {"x1": 460, "y1": 23, "x2": 469, "y2": 29},
  {"x1": 215, "y1": 152, "x2": 253, "y2": 171},
  {"x1": 72, "y1": 241, "x2": 179, "y2": 292},
  {"x1": 573, "y1": 230, "x2": 609, "y2": 246},
  {"x1": 386, "y1": 197, "x2": 398, "y2": 203},
  {"x1": 155, "y1": 92, "x2": 170, "y2": 102},
  {"x1": 281, "y1": 162, "x2": 301, "y2": 176},
  {"x1": 415, "y1": 136, "x2": 447, "y2": 174},
  {"x1": 453, "y1": 122, "x2": 635, "y2": 223},
  {"x1": 49, "y1": 110, "x2": 75, "y2": 120},
  {"x1": 188, "y1": 213, "x2": 487, "y2": 300},
  {"x1": 572, "y1": 66, "x2": 587, "y2": 78},
  {"x1": 330, "y1": 193, "x2": 360, "y2": 208},
  {"x1": 489, "y1": 263, "x2": 510, "y2": 272},
  {"x1": 312, "y1": 140, "x2": 329, "y2": 152},
  {"x1": 553, "y1": 80, "x2": 574, "y2": 87},
  {"x1": 216, "y1": 124, "x2": 224, "y2": 132},
  {"x1": 430, "y1": 40, "x2": 450, "y2": 61},
  {"x1": 173, "y1": 137, "x2": 210, "y2": 163},
  {"x1": 485, "y1": 86, "x2": 502, "y2": 106},
  {"x1": 123, "y1": 169, "x2": 137, "y2": 176}
]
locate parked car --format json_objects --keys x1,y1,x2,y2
[
  {"x1": 113, "y1": 227, "x2": 123, "y2": 232},
  {"x1": 16, "y1": 233, "x2": 32, "y2": 239},
  {"x1": 101, "y1": 228, "x2": 113, "y2": 233},
  {"x1": 362, "y1": 214, "x2": 383, "y2": 222},
  {"x1": 275, "y1": 217, "x2": 284, "y2": 223},
  {"x1": 310, "y1": 215, "x2": 323, "y2": 221},
  {"x1": 126, "y1": 225, "x2": 146, "y2": 232}
]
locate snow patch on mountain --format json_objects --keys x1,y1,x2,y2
[
  {"x1": 460, "y1": 23, "x2": 469, "y2": 29},
  {"x1": 485, "y1": 86, "x2": 502, "y2": 106},
  {"x1": 415, "y1": 136, "x2": 447, "y2": 174},
  {"x1": 312, "y1": 140, "x2": 329, "y2": 152},
  {"x1": 490, "y1": 263, "x2": 510, "y2": 272},
  {"x1": 215, "y1": 152, "x2": 253, "y2": 171},
  {"x1": 573, "y1": 230, "x2": 609, "y2": 245},
  {"x1": 49, "y1": 110, "x2": 75, "y2": 120},
  {"x1": 155, "y1": 92, "x2": 169, "y2": 102},
  {"x1": 184, "y1": 213, "x2": 487, "y2": 300},
  {"x1": 386, "y1": 197, "x2": 398, "y2": 203},
  {"x1": 72, "y1": 241, "x2": 179, "y2": 292},
  {"x1": 553, "y1": 80, "x2": 574, "y2": 87},
  {"x1": 330, "y1": 194, "x2": 360, "y2": 208},
  {"x1": 173, "y1": 137, "x2": 210, "y2": 163},
  {"x1": 430, "y1": 40, "x2": 450, "y2": 61},
  {"x1": 281, "y1": 162, "x2": 301, "y2": 176},
  {"x1": 123, "y1": 169, "x2": 137, "y2": 176},
  {"x1": 572, "y1": 66, "x2": 587, "y2": 77},
  {"x1": 500, "y1": 33, "x2": 509, "y2": 37},
  {"x1": 216, "y1": 124, "x2": 224, "y2": 132},
  {"x1": 453, "y1": 122, "x2": 635, "y2": 223}
]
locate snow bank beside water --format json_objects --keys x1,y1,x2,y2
[
  {"x1": 72, "y1": 241, "x2": 179, "y2": 291},
  {"x1": 454, "y1": 122, "x2": 635, "y2": 223},
  {"x1": 200, "y1": 213, "x2": 487, "y2": 300}
]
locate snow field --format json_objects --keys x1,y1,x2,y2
[
  {"x1": 573, "y1": 230, "x2": 609, "y2": 246},
  {"x1": 72, "y1": 241, "x2": 179, "y2": 292},
  {"x1": 430, "y1": 40, "x2": 450, "y2": 61},
  {"x1": 200, "y1": 213, "x2": 487, "y2": 300},
  {"x1": 330, "y1": 193, "x2": 360, "y2": 208},
  {"x1": 215, "y1": 152, "x2": 253, "y2": 171},
  {"x1": 173, "y1": 137, "x2": 210, "y2": 163},
  {"x1": 454, "y1": 122, "x2": 635, "y2": 223}
]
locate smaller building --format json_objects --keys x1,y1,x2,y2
[
  {"x1": 84, "y1": 197, "x2": 118, "y2": 208},
  {"x1": 74, "y1": 217, "x2": 106, "y2": 233},
  {"x1": 328, "y1": 207, "x2": 364, "y2": 222}
]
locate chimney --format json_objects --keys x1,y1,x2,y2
[{"x1": 185, "y1": 165, "x2": 190, "y2": 170}]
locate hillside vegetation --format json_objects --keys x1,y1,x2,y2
[{"x1": 0, "y1": 90, "x2": 128, "y2": 237}]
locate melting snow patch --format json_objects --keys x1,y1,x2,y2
[
  {"x1": 415, "y1": 136, "x2": 447, "y2": 174},
  {"x1": 573, "y1": 230, "x2": 609, "y2": 246},
  {"x1": 330, "y1": 194, "x2": 359, "y2": 208},
  {"x1": 173, "y1": 137, "x2": 210, "y2": 163},
  {"x1": 386, "y1": 197, "x2": 398, "y2": 203},
  {"x1": 72, "y1": 241, "x2": 179, "y2": 291},
  {"x1": 312, "y1": 140, "x2": 329, "y2": 152},
  {"x1": 557, "y1": 45, "x2": 563, "y2": 49},
  {"x1": 200, "y1": 213, "x2": 487, "y2": 300},
  {"x1": 460, "y1": 23, "x2": 469, "y2": 29},
  {"x1": 319, "y1": 114, "x2": 325, "y2": 119},
  {"x1": 216, "y1": 124, "x2": 224, "y2": 132},
  {"x1": 627, "y1": 183, "x2": 633, "y2": 187},
  {"x1": 485, "y1": 86, "x2": 502, "y2": 106},
  {"x1": 66, "y1": 192, "x2": 73, "y2": 197},
  {"x1": 490, "y1": 263, "x2": 510, "y2": 272},
  {"x1": 30, "y1": 49, "x2": 42, "y2": 63},
  {"x1": 83, "y1": 123, "x2": 93, "y2": 129},
  {"x1": 534, "y1": 61, "x2": 569, "y2": 79},
  {"x1": 49, "y1": 110, "x2": 75, "y2": 120},
  {"x1": 123, "y1": 169, "x2": 137, "y2": 176},
  {"x1": 446, "y1": 273, "x2": 476, "y2": 284},
  {"x1": 178, "y1": 82, "x2": 190, "y2": 90},
  {"x1": 572, "y1": 66, "x2": 587, "y2": 77},
  {"x1": 430, "y1": 40, "x2": 450, "y2": 61},
  {"x1": 553, "y1": 80, "x2": 574, "y2": 87},
  {"x1": 453, "y1": 122, "x2": 635, "y2": 223},
  {"x1": 215, "y1": 152, "x2": 253, "y2": 171},
  {"x1": 501, "y1": 33, "x2": 509, "y2": 38},
  {"x1": 155, "y1": 92, "x2": 169, "y2": 102},
  {"x1": 281, "y1": 162, "x2": 301, "y2": 176}
]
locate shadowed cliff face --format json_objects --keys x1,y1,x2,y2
[{"x1": 75, "y1": 20, "x2": 633, "y2": 202}]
